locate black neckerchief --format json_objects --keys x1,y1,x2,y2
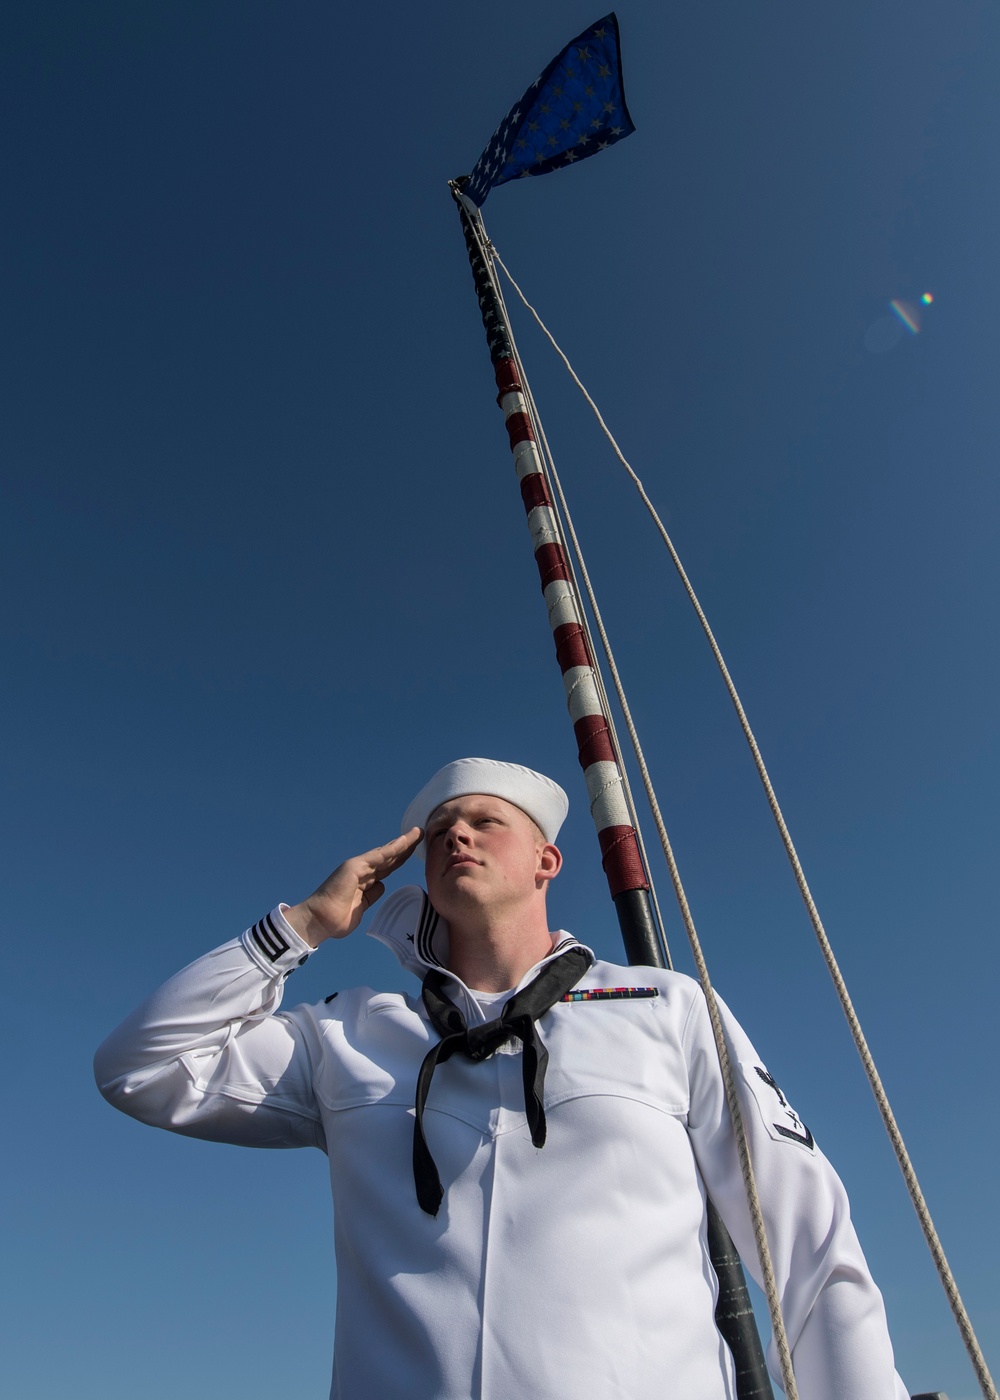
[{"x1": 413, "y1": 946, "x2": 590, "y2": 1216}]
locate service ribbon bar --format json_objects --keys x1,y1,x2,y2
[{"x1": 561, "y1": 986, "x2": 660, "y2": 1001}]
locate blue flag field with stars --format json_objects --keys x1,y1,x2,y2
[{"x1": 461, "y1": 12, "x2": 635, "y2": 208}]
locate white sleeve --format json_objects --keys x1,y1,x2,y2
[
  {"x1": 94, "y1": 907, "x2": 326, "y2": 1151},
  {"x1": 682, "y1": 989, "x2": 909, "y2": 1400}
]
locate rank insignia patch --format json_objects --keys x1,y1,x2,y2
[{"x1": 740, "y1": 1060, "x2": 816, "y2": 1152}]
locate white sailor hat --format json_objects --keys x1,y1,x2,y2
[{"x1": 402, "y1": 757, "x2": 569, "y2": 858}]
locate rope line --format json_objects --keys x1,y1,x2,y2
[
  {"x1": 475, "y1": 231, "x2": 800, "y2": 1400},
  {"x1": 490, "y1": 244, "x2": 998, "y2": 1400}
]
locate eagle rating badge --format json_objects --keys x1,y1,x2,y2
[{"x1": 740, "y1": 1060, "x2": 816, "y2": 1152}]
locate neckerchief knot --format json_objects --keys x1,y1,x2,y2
[{"x1": 413, "y1": 946, "x2": 590, "y2": 1216}]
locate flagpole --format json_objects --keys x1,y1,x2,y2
[
  {"x1": 450, "y1": 184, "x2": 775, "y2": 1400},
  {"x1": 452, "y1": 188, "x2": 662, "y2": 968}
]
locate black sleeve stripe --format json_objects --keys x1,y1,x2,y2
[
  {"x1": 264, "y1": 912, "x2": 291, "y2": 953},
  {"x1": 251, "y1": 914, "x2": 290, "y2": 962}
]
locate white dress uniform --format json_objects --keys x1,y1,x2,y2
[{"x1": 95, "y1": 885, "x2": 909, "y2": 1400}]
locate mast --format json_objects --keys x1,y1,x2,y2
[
  {"x1": 450, "y1": 183, "x2": 774, "y2": 1400},
  {"x1": 453, "y1": 197, "x2": 661, "y2": 968}
]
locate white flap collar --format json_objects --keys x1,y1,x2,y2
[
  {"x1": 366, "y1": 885, "x2": 594, "y2": 990},
  {"x1": 366, "y1": 885, "x2": 450, "y2": 978}
]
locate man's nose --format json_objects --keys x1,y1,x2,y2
[{"x1": 444, "y1": 823, "x2": 471, "y2": 849}]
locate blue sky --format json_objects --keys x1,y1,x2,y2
[{"x1": 3, "y1": 3, "x2": 998, "y2": 1397}]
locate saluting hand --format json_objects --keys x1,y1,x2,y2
[{"x1": 284, "y1": 828, "x2": 423, "y2": 948}]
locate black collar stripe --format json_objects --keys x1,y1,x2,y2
[{"x1": 416, "y1": 893, "x2": 442, "y2": 968}]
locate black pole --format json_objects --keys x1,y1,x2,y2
[{"x1": 451, "y1": 183, "x2": 774, "y2": 1400}]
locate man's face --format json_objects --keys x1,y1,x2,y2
[{"x1": 423, "y1": 793, "x2": 560, "y2": 920}]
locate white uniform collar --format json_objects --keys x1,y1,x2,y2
[{"x1": 366, "y1": 885, "x2": 593, "y2": 990}]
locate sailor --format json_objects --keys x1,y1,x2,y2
[{"x1": 95, "y1": 757, "x2": 909, "y2": 1400}]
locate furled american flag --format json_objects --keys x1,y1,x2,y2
[{"x1": 461, "y1": 13, "x2": 635, "y2": 209}]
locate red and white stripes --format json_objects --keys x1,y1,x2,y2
[{"x1": 493, "y1": 355, "x2": 648, "y2": 898}]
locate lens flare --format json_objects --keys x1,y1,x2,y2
[
  {"x1": 867, "y1": 295, "x2": 934, "y2": 352},
  {"x1": 890, "y1": 299, "x2": 921, "y2": 334}
]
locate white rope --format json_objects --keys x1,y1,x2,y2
[
  {"x1": 472, "y1": 225, "x2": 800, "y2": 1400},
  {"x1": 490, "y1": 244, "x2": 998, "y2": 1400}
]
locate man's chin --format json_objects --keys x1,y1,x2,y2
[{"x1": 426, "y1": 877, "x2": 490, "y2": 918}]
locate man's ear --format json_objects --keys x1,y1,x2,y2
[{"x1": 537, "y1": 843, "x2": 562, "y2": 885}]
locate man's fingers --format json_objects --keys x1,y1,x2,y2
[
  {"x1": 295, "y1": 829, "x2": 424, "y2": 944},
  {"x1": 364, "y1": 827, "x2": 422, "y2": 877}
]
